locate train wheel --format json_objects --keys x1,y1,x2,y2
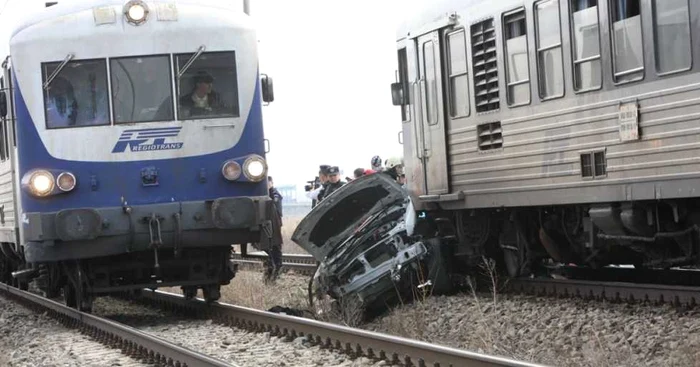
[
  {"x1": 182, "y1": 286, "x2": 197, "y2": 300},
  {"x1": 64, "y1": 284, "x2": 77, "y2": 308},
  {"x1": 202, "y1": 285, "x2": 221, "y2": 304}
]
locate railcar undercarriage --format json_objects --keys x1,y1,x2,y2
[
  {"x1": 2, "y1": 246, "x2": 236, "y2": 312},
  {"x1": 441, "y1": 199, "x2": 700, "y2": 279}
]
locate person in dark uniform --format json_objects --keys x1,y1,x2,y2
[
  {"x1": 319, "y1": 166, "x2": 346, "y2": 201},
  {"x1": 264, "y1": 176, "x2": 284, "y2": 282},
  {"x1": 313, "y1": 165, "x2": 332, "y2": 204},
  {"x1": 179, "y1": 71, "x2": 225, "y2": 118}
]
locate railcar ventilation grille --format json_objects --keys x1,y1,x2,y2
[
  {"x1": 471, "y1": 18, "x2": 500, "y2": 112},
  {"x1": 581, "y1": 151, "x2": 607, "y2": 178},
  {"x1": 477, "y1": 122, "x2": 503, "y2": 151}
]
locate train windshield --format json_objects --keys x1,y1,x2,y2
[
  {"x1": 175, "y1": 51, "x2": 240, "y2": 120},
  {"x1": 110, "y1": 55, "x2": 174, "y2": 123},
  {"x1": 42, "y1": 60, "x2": 110, "y2": 129}
]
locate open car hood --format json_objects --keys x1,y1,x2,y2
[{"x1": 291, "y1": 173, "x2": 407, "y2": 261}]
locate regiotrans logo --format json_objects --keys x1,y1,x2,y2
[{"x1": 112, "y1": 127, "x2": 184, "y2": 153}]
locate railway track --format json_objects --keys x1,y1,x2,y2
[
  {"x1": 134, "y1": 289, "x2": 543, "y2": 367},
  {"x1": 0, "y1": 284, "x2": 231, "y2": 367},
  {"x1": 508, "y1": 277, "x2": 700, "y2": 306},
  {"x1": 231, "y1": 251, "x2": 317, "y2": 274}
]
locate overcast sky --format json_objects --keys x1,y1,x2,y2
[{"x1": 0, "y1": 0, "x2": 419, "y2": 191}]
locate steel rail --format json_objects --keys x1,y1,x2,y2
[
  {"x1": 0, "y1": 284, "x2": 233, "y2": 367},
  {"x1": 139, "y1": 289, "x2": 546, "y2": 367},
  {"x1": 508, "y1": 277, "x2": 700, "y2": 306},
  {"x1": 231, "y1": 252, "x2": 316, "y2": 264}
]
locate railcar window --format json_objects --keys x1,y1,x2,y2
[
  {"x1": 446, "y1": 30, "x2": 470, "y2": 117},
  {"x1": 42, "y1": 60, "x2": 109, "y2": 129},
  {"x1": 175, "y1": 51, "x2": 239, "y2": 120},
  {"x1": 535, "y1": 0, "x2": 565, "y2": 99},
  {"x1": 652, "y1": 0, "x2": 691, "y2": 75},
  {"x1": 397, "y1": 48, "x2": 411, "y2": 121},
  {"x1": 609, "y1": 0, "x2": 644, "y2": 82},
  {"x1": 422, "y1": 41, "x2": 439, "y2": 125},
  {"x1": 503, "y1": 10, "x2": 531, "y2": 106},
  {"x1": 111, "y1": 56, "x2": 174, "y2": 123},
  {"x1": 570, "y1": 0, "x2": 602, "y2": 91},
  {"x1": 0, "y1": 77, "x2": 5, "y2": 161}
]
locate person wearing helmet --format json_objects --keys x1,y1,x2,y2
[
  {"x1": 371, "y1": 155, "x2": 384, "y2": 172},
  {"x1": 384, "y1": 156, "x2": 404, "y2": 181}
]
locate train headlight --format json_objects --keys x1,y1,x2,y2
[
  {"x1": 124, "y1": 0, "x2": 149, "y2": 25},
  {"x1": 57, "y1": 172, "x2": 77, "y2": 192},
  {"x1": 243, "y1": 155, "x2": 267, "y2": 182},
  {"x1": 28, "y1": 170, "x2": 55, "y2": 197},
  {"x1": 221, "y1": 160, "x2": 242, "y2": 181}
]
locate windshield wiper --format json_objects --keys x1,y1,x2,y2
[
  {"x1": 43, "y1": 53, "x2": 74, "y2": 90},
  {"x1": 177, "y1": 45, "x2": 206, "y2": 79}
]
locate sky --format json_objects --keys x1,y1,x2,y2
[
  {"x1": 0, "y1": 0, "x2": 420, "y2": 193},
  {"x1": 252, "y1": 0, "x2": 413, "y2": 189}
]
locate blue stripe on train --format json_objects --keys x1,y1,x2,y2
[{"x1": 15, "y1": 77, "x2": 269, "y2": 212}]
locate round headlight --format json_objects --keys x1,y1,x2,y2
[
  {"x1": 29, "y1": 171, "x2": 55, "y2": 197},
  {"x1": 57, "y1": 172, "x2": 77, "y2": 192},
  {"x1": 124, "y1": 0, "x2": 149, "y2": 25},
  {"x1": 243, "y1": 155, "x2": 267, "y2": 182},
  {"x1": 221, "y1": 160, "x2": 242, "y2": 181}
]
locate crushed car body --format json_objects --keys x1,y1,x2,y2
[{"x1": 292, "y1": 173, "x2": 450, "y2": 314}]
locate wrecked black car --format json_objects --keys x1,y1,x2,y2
[{"x1": 292, "y1": 173, "x2": 450, "y2": 316}]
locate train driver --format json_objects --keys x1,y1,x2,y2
[
  {"x1": 45, "y1": 76, "x2": 79, "y2": 127},
  {"x1": 179, "y1": 71, "x2": 225, "y2": 117}
]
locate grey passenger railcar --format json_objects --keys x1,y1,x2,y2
[{"x1": 391, "y1": 0, "x2": 700, "y2": 275}]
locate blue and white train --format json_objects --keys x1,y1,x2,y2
[{"x1": 0, "y1": 0, "x2": 276, "y2": 310}]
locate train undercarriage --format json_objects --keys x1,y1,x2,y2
[
  {"x1": 0, "y1": 246, "x2": 236, "y2": 312},
  {"x1": 437, "y1": 199, "x2": 700, "y2": 279}
]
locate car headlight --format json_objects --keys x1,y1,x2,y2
[
  {"x1": 124, "y1": 0, "x2": 149, "y2": 25},
  {"x1": 57, "y1": 172, "x2": 77, "y2": 192},
  {"x1": 221, "y1": 160, "x2": 242, "y2": 181},
  {"x1": 243, "y1": 155, "x2": 267, "y2": 182},
  {"x1": 28, "y1": 170, "x2": 55, "y2": 197}
]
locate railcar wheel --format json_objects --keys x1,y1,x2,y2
[
  {"x1": 202, "y1": 285, "x2": 220, "y2": 303},
  {"x1": 182, "y1": 286, "x2": 197, "y2": 300}
]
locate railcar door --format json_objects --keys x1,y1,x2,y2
[{"x1": 414, "y1": 31, "x2": 449, "y2": 196}]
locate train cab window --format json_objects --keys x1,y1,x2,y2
[
  {"x1": 570, "y1": 0, "x2": 602, "y2": 91},
  {"x1": 503, "y1": 9, "x2": 531, "y2": 106},
  {"x1": 42, "y1": 60, "x2": 109, "y2": 129},
  {"x1": 111, "y1": 55, "x2": 174, "y2": 123},
  {"x1": 175, "y1": 51, "x2": 239, "y2": 120},
  {"x1": 42, "y1": 59, "x2": 110, "y2": 129},
  {"x1": 609, "y1": 0, "x2": 644, "y2": 83},
  {"x1": 446, "y1": 29, "x2": 470, "y2": 117},
  {"x1": 652, "y1": 0, "x2": 691, "y2": 75},
  {"x1": 535, "y1": 0, "x2": 565, "y2": 99}
]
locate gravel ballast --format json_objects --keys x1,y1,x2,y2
[
  {"x1": 94, "y1": 296, "x2": 391, "y2": 367},
  {"x1": 0, "y1": 293, "x2": 146, "y2": 367}
]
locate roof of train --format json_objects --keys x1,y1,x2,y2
[
  {"x1": 396, "y1": 0, "x2": 510, "y2": 39},
  {"x1": 10, "y1": 0, "x2": 246, "y2": 39}
]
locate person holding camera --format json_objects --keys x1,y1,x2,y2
[{"x1": 306, "y1": 165, "x2": 330, "y2": 207}]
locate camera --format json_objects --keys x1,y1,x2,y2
[{"x1": 304, "y1": 176, "x2": 320, "y2": 192}]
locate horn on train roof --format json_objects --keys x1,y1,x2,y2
[
  {"x1": 45, "y1": 2, "x2": 58, "y2": 7},
  {"x1": 243, "y1": 0, "x2": 250, "y2": 15}
]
